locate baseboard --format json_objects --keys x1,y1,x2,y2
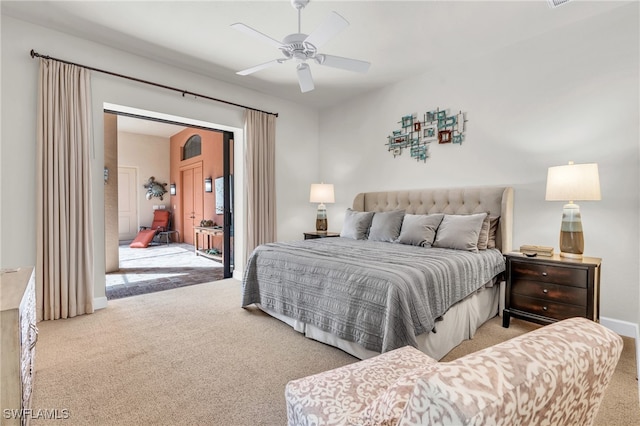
[
  {"x1": 94, "y1": 296, "x2": 108, "y2": 310},
  {"x1": 232, "y1": 269, "x2": 243, "y2": 281},
  {"x1": 600, "y1": 316, "x2": 640, "y2": 403},
  {"x1": 600, "y1": 317, "x2": 639, "y2": 338}
]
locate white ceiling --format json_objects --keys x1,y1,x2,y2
[{"x1": 1, "y1": 0, "x2": 629, "y2": 110}]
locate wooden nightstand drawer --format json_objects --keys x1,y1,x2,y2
[
  {"x1": 510, "y1": 261, "x2": 587, "y2": 288},
  {"x1": 511, "y1": 279, "x2": 587, "y2": 306},
  {"x1": 511, "y1": 294, "x2": 587, "y2": 321}
]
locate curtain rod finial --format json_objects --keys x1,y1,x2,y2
[{"x1": 30, "y1": 49, "x2": 36, "y2": 58}]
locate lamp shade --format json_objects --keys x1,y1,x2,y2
[
  {"x1": 545, "y1": 162, "x2": 601, "y2": 202},
  {"x1": 309, "y1": 183, "x2": 335, "y2": 204}
]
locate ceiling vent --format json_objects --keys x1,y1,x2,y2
[{"x1": 547, "y1": 0, "x2": 572, "y2": 8}]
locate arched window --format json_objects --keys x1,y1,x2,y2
[{"x1": 182, "y1": 135, "x2": 201, "y2": 160}]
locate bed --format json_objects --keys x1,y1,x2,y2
[{"x1": 242, "y1": 186, "x2": 513, "y2": 360}]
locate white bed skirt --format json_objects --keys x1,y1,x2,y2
[{"x1": 258, "y1": 281, "x2": 502, "y2": 360}]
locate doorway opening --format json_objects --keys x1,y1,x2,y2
[{"x1": 103, "y1": 106, "x2": 236, "y2": 299}]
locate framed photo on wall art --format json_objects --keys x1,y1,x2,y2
[
  {"x1": 438, "y1": 130, "x2": 452, "y2": 144},
  {"x1": 423, "y1": 123, "x2": 437, "y2": 140}
]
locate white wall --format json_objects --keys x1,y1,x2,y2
[
  {"x1": 319, "y1": 4, "x2": 639, "y2": 325},
  {"x1": 118, "y1": 131, "x2": 171, "y2": 229},
  {"x1": 1, "y1": 15, "x2": 320, "y2": 300}
]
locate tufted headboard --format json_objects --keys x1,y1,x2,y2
[{"x1": 352, "y1": 186, "x2": 514, "y2": 253}]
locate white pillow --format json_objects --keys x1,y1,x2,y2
[
  {"x1": 340, "y1": 209, "x2": 375, "y2": 240},
  {"x1": 433, "y1": 213, "x2": 488, "y2": 252},
  {"x1": 397, "y1": 214, "x2": 444, "y2": 247}
]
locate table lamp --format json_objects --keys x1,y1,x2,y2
[
  {"x1": 309, "y1": 183, "x2": 335, "y2": 232},
  {"x1": 545, "y1": 161, "x2": 601, "y2": 259}
]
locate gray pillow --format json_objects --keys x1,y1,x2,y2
[
  {"x1": 368, "y1": 210, "x2": 405, "y2": 242},
  {"x1": 433, "y1": 213, "x2": 488, "y2": 252},
  {"x1": 397, "y1": 214, "x2": 444, "y2": 247},
  {"x1": 477, "y1": 214, "x2": 500, "y2": 250},
  {"x1": 340, "y1": 209, "x2": 375, "y2": 240}
]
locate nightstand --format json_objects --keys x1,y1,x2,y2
[
  {"x1": 303, "y1": 231, "x2": 340, "y2": 240},
  {"x1": 502, "y1": 253, "x2": 601, "y2": 328}
]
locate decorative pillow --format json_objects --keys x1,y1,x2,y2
[
  {"x1": 368, "y1": 210, "x2": 406, "y2": 242},
  {"x1": 433, "y1": 213, "x2": 488, "y2": 252},
  {"x1": 340, "y1": 209, "x2": 375, "y2": 240},
  {"x1": 487, "y1": 216, "x2": 500, "y2": 249},
  {"x1": 478, "y1": 214, "x2": 501, "y2": 250},
  {"x1": 397, "y1": 214, "x2": 444, "y2": 247}
]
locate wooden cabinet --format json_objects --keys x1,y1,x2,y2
[
  {"x1": 1, "y1": 267, "x2": 37, "y2": 425},
  {"x1": 503, "y1": 254, "x2": 600, "y2": 328},
  {"x1": 303, "y1": 231, "x2": 340, "y2": 240}
]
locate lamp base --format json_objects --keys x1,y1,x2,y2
[
  {"x1": 559, "y1": 249, "x2": 583, "y2": 260},
  {"x1": 316, "y1": 219, "x2": 328, "y2": 232},
  {"x1": 558, "y1": 203, "x2": 584, "y2": 259},
  {"x1": 316, "y1": 204, "x2": 328, "y2": 232}
]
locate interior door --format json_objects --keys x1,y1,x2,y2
[
  {"x1": 118, "y1": 166, "x2": 138, "y2": 241},
  {"x1": 181, "y1": 164, "x2": 204, "y2": 245}
]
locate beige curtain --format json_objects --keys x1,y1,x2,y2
[
  {"x1": 245, "y1": 109, "x2": 277, "y2": 259},
  {"x1": 36, "y1": 59, "x2": 94, "y2": 321}
]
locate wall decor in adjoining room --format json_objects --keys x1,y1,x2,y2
[
  {"x1": 143, "y1": 176, "x2": 168, "y2": 200},
  {"x1": 386, "y1": 107, "x2": 467, "y2": 163}
]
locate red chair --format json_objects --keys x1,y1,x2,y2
[{"x1": 129, "y1": 210, "x2": 172, "y2": 248}]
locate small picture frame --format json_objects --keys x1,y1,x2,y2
[
  {"x1": 413, "y1": 122, "x2": 421, "y2": 132},
  {"x1": 438, "y1": 130, "x2": 452, "y2": 144},
  {"x1": 401, "y1": 115, "x2": 414, "y2": 128},
  {"x1": 423, "y1": 123, "x2": 437, "y2": 139}
]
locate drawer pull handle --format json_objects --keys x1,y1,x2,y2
[
  {"x1": 542, "y1": 272, "x2": 548, "y2": 277},
  {"x1": 542, "y1": 306, "x2": 548, "y2": 311},
  {"x1": 543, "y1": 289, "x2": 548, "y2": 294}
]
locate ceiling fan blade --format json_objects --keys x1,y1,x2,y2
[
  {"x1": 231, "y1": 23, "x2": 284, "y2": 49},
  {"x1": 304, "y1": 11, "x2": 349, "y2": 50},
  {"x1": 236, "y1": 59, "x2": 284, "y2": 76},
  {"x1": 316, "y1": 54, "x2": 371, "y2": 74},
  {"x1": 296, "y1": 63, "x2": 315, "y2": 93}
]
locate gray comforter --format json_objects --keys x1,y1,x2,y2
[{"x1": 242, "y1": 237, "x2": 505, "y2": 353}]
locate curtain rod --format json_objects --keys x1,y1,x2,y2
[{"x1": 30, "y1": 49, "x2": 279, "y2": 117}]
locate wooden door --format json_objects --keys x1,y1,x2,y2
[
  {"x1": 118, "y1": 166, "x2": 138, "y2": 240},
  {"x1": 181, "y1": 164, "x2": 204, "y2": 245}
]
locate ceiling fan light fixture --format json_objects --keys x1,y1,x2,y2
[{"x1": 296, "y1": 62, "x2": 314, "y2": 93}]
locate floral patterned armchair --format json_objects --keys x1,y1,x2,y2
[{"x1": 285, "y1": 317, "x2": 622, "y2": 426}]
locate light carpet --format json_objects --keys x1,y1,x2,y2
[{"x1": 30, "y1": 279, "x2": 639, "y2": 425}]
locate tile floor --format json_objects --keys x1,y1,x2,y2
[{"x1": 106, "y1": 242, "x2": 224, "y2": 300}]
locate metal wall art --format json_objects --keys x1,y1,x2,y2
[
  {"x1": 143, "y1": 176, "x2": 168, "y2": 200},
  {"x1": 386, "y1": 108, "x2": 467, "y2": 163}
]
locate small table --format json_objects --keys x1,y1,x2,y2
[
  {"x1": 303, "y1": 231, "x2": 340, "y2": 240},
  {"x1": 194, "y1": 226, "x2": 224, "y2": 261}
]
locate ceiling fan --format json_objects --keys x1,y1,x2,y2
[{"x1": 231, "y1": 0, "x2": 371, "y2": 93}]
